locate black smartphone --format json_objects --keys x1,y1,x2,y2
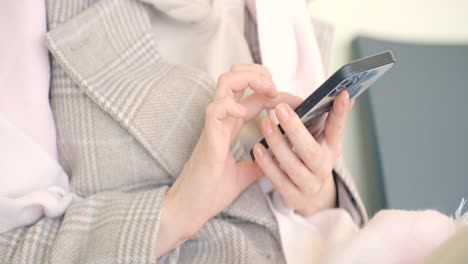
[{"x1": 250, "y1": 51, "x2": 396, "y2": 160}]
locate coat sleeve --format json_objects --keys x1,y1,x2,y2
[
  {"x1": 0, "y1": 187, "x2": 169, "y2": 263},
  {"x1": 333, "y1": 157, "x2": 369, "y2": 226}
]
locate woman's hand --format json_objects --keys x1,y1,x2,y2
[
  {"x1": 156, "y1": 64, "x2": 302, "y2": 257},
  {"x1": 253, "y1": 90, "x2": 353, "y2": 217}
]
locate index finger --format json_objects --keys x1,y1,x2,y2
[
  {"x1": 274, "y1": 103, "x2": 325, "y2": 173},
  {"x1": 323, "y1": 90, "x2": 349, "y2": 156},
  {"x1": 230, "y1": 64, "x2": 273, "y2": 80},
  {"x1": 215, "y1": 71, "x2": 277, "y2": 101},
  {"x1": 240, "y1": 92, "x2": 303, "y2": 122}
]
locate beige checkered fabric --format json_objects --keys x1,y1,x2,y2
[{"x1": 0, "y1": 0, "x2": 366, "y2": 263}]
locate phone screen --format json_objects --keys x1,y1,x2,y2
[
  {"x1": 250, "y1": 51, "x2": 395, "y2": 160},
  {"x1": 301, "y1": 63, "x2": 394, "y2": 129}
]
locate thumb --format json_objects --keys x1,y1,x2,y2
[
  {"x1": 241, "y1": 92, "x2": 303, "y2": 122},
  {"x1": 235, "y1": 160, "x2": 264, "y2": 191}
]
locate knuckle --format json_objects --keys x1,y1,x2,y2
[
  {"x1": 290, "y1": 193, "x2": 305, "y2": 209},
  {"x1": 315, "y1": 166, "x2": 331, "y2": 181},
  {"x1": 284, "y1": 195, "x2": 297, "y2": 209},
  {"x1": 302, "y1": 148, "x2": 318, "y2": 163},
  {"x1": 258, "y1": 64, "x2": 272, "y2": 77},
  {"x1": 273, "y1": 179, "x2": 291, "y2": 198},
  {"x1": 277, "y1": 160, "x2": 290, "y2": 172},
  {"x1": 335, "y1": 143, "x2": 343, "y2": 157},
  {"x1": 307, "y1": 182, "x2": 322, "y2": 194},
  {"x1": 286, "y1": 113, "x2": 302, "y2": 128},
  {"x1": 312, "y1": 142, "x2": 324, "y2": 154},
  {"x1": 286, "y1": 164, "x2": 304, "y2": 181},
  {"x1": 275, "y1": 182, "x2": 287, "y2": 195},
  {"x1": 335, "y1": 122, "x2": 345, "y2": 133},
  {"x1": 331, "y1": 112, "x2": 345, "y2": 127},
  {"x1": 230, "y1": 64, "x2": 242, "y2": 72},
  {"x1": 217, "y1": 73, "x2": 230, "y2": 86},
  {"x1": 286, "y1": 122, "x2": 299, "y2": 135},
  {"x1": 284, "y1": 123, "x2": 301, "y2": 139},
  {"x1": 222, "y1": 96, "x2": 236, "y2": 107},
  {"x1": 302, "y1": 146, "x2": 322, "y2": 167}
]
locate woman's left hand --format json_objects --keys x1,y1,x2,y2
[{"x1": 253, "y1": 90, "x2": 353, "y2": 216}]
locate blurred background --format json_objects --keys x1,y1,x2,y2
[{"x1": 307, "y1": 0, "x2": 468, "y2": 216}]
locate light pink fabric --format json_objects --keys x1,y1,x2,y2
[
  {"x1": 322, "y1": 209, "x2": 461, "y2": 264},
  {"x1": 246, "y1": 1, "x2": 335, "y2": 262},
  {"x1": 0, "y1": 0, "x2": 57, "y2": 159},
  {"x1": 245, "y1": 2, "x2": 465, "y2": 264},
  {"x1": 269, "y1": 190, "x2": 464, "y2": 264},
  {"x1": 0, "y1": 0, "x2": 75, "y2": 233},
  {"x1": 0, "y1": 114, "x2": 76, "y2": 233},
  {"x1": 246, "y1": 0, "x2": 325, "y2": 99},
  {"x1": 1, "y1": 2, "x2": 458, "y2": 262}
]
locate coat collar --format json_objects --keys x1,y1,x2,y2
[
  {"x1": 46, "y1": 0, "x2": 279, "y2": 232},
  {"x1": 46, "y1": 0, "x2": 214, "y2": 177}
]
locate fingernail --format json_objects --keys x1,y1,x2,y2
[
  {"x1": 276, "y1": 104, "x2": 290, "y2": 122},
  {"x1": 254, "y1": 144, "x2": 264, "y2": 159},
  {"x1": 259, "y1": 78, "x2": 277, "y2": 97},
  {"x1": 265, "y1": 80, "x2": 278, "y2": 97},
  {"x1": 341, "y1": 99, "x2": 347, "y2": 112},
  {"x1": 349, "y1": 100, "x2": 355, "y2": 111},
  {"x1": 262, "y1": 118, "x2": 273, "y2": 135},
  {"x1": 268, "y1": 87, "x2": 278, "y2": 97},
  {"x1": 261, "y1": 78, "x2": 274, "y2": 88}
]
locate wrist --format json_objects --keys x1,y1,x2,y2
[
  {"x1": 296, "y1": 173, "x2": 337, "y2": 217},
  {"x1": 156, "y1": 187, "x2": 199, "y2": 257},
  {"x1": 322, "y1": 174, "x2": 338, "y2": 209}
]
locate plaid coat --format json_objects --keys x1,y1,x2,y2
[{"x1": 0, "y1": 0, "x2": 367, "y2": 263}]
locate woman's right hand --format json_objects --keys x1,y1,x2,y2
[{"x1": 156, "y1": 64, "x2": 302, "y2": 257}]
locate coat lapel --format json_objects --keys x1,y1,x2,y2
[
  {"x1": 46, "y1": 0, "x2": 280, "y2": 239},
  {"x1": 46, "y1": 0, "x2": 214, "y2": 177}
]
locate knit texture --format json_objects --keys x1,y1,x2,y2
[{"x1": 0, "y1": 0, "x2": 365, "y2": 262}]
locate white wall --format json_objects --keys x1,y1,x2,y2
[{"x1": 308, "y1": 0, "x2": 468, "y2": 215}]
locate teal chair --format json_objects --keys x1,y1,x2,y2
[{"x1": 352, "y1": 37, "x2": 468, "y2": 214}]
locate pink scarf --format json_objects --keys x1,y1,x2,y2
[
  {"x1": 0, "y1": 0, "x2": 75, "y2": 233},
  {"x1": 245, "y1": 1, "x2": 467, "y2": 263},
  {"x1": 246, "y1": 0, "x2": 325, "y2": 99}
]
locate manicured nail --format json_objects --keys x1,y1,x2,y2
[
  {"x1": 276, "y1": 104, "x2": 290, "y2": 122},
  {"x1": 254, "y1": 144, "x2": 264, "y2": 159},
  {"x1": 262, "y1": 118, "x2": 273, "y2": 135}
]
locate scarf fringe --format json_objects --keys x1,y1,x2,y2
[{"x1": 451, "y1": 198, "x2": 468, "y2": 226}]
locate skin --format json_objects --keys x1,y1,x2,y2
[
  {"x1": 254, "y1": 89, "x2": 351, "y2": 216},
  {"x1": 155, "y1": 64, "x2": 352, "y2": 257}
]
